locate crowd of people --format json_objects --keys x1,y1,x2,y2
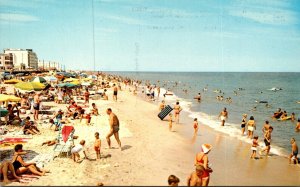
[{"x1": 0, "y1": 72, "x2": 127, "y2": 185}]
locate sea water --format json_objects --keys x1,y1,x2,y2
[{"x1": 109, "y1": 72, "x2": 300, "y2": 156}]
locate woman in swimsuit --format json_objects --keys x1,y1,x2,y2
[
  {"x1": 194, "y1": 144, "x2": 213, "y2": 186},
  {"x1": 247, "y1": 116, "x2": 256, "y2": 139},
  {"x1": 193, "y1": 118, "x2": 199, "y2": 135},
  {"x1": 11, "y1": 144, "x2": 46, "y2": 176},
  {"x1": 173, "y1": 102, "x2": 182, "y2": 124},
  {"x1": 241, "y1": 114, "x2": 247, "y2": 136}
]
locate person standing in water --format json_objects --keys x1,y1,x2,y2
[
  {"x1": 260, "y1": 126, "x2": 273, "y2": 156},
  {"x1": 241, "y1": 114, "x2": 247, "y2": 136},
  {"x1": 247, "y1": 116, "x2": 256, "y2": 139},
  {"x1": 219, "y1": 107, "x2": 228, "y2": 126},
  {"x1": 289, "y1": 138, "x2": 298, "y2": 164}
]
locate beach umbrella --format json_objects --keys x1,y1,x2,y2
[
  {"x1": 57, "y1": 83, "x2": 77, "y2": 88},
  {"x1": 44, "y1": 76, "x2": 57, "y2": 82},
  {"x1": 0, "y1": 94, "x2": 21, "y2": 102},
  {"x1": 15, "y1": 82, "x2": 45, "y2": 91},
  {"x1": 64, "y1": 78, "x2": 79, "y2": 83},
  {"x1": 70, "y1": 80, "x2": 81, "y2": 85},
  {"x1": 82, "y1": 77, "x2": 92, "y2": 82},
  {"x1": 0, "y1": 108, "x2": 8, "y2": 117},
  {"x1": 3, "y1": 79, "x2": 22, "y2": 84},
  {"x1": 31, "y1": 76, "x2": 47, "y2": 83},
  {"x1": 81, "y1": 82, "x2": 91, "y2": 86},
  {"x1": 88, "y1": 75, "x2": 97, "y2": 80}
]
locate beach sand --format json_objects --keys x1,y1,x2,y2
[{"x1": 1, "y1": 84, "x2": 300, "y2": 186}]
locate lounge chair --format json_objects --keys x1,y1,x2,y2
[{"x1": 53, "y1": 125, "x2": 75, "y2": 159}]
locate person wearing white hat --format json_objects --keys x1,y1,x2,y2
[{"x1": 194, "y1": 144, "x2": 213, "y2": 186}]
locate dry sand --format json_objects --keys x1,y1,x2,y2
[{"x1": 1, "y1": 84, "x2": 300, "y2": 186}]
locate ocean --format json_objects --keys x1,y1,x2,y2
[{"x1": 108, "y1": 72, "x2": 300, "y2": 156}]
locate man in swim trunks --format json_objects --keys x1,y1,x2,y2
[
  {"x1": 260, "y1": 126, "x2": 273, "y2": 156},
  {"x1": 187, "y1": 165, "x2": 205, "y2": 186},
  {"x1": 289, "y1": 138, "x2": 298, "y2": 164},
  {"x1": 33, "y1": 92, "x2": 40, "y2": 121},
  {"x1": 106, "y1": 108, "x2": 122, "y2": 149},
  {"x1": 113, "y1": 84, "x2": 118, "y2": 101},
  {"x1": 219, "y1": 108, "x2": 228, "y2": 126}
]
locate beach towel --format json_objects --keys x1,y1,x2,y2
[
  {"x1": 158, "y1": 105, "x2": 173, "y2": 120},
  {"x1": 0, "y1": 137, "x2": 31, "y2": 144},
  {"x1": 62, "y1": 125, "x2": 74, "y2": 143}
]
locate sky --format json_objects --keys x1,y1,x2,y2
[{"x1": 0, "y1": 0, "x2": 300, "y2": 72}]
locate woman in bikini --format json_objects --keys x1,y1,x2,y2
[
  {"x1": 173, "y1": 102, "x2": 182, "y2": 124},
  {"x1": 194, "y1": 144, "x2": 213, "y2": 186}
]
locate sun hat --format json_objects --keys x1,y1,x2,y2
[{"x1": 201, "y1": 144, "x2": 212, "y2": 154}]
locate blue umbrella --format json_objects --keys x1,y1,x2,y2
[
  {"x1": 0, "y1": 108, "x2": 8, "y2": 117},
  {"x1": 57, "y1": 83, "x2": 77, "y2": 88}
]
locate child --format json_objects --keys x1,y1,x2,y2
[
  {"x1": 168, "y1": 175, "x2": 180, "y2": 186},
  {"x1": 94, "y1": 132, "x2": 101, "y2": 159},
  {"x1": 71, "y1": 140, "x2": 88, "y2": 163},
  {"x1": 168, "y1": 113, "x2": 173, "y2": 131},
  {"x1": 250, "y1": 136, "x2": 259, "y2": 159},
  {"x1": 193, "y1": 118, "x2": 199, "y2": 135},
  {"x1": 289, "y1": 138, "x2": 298, "y2": 164}
]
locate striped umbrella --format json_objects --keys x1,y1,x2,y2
[{"x1": 31, "y1": 76, "x2": 47, "y2": 83}]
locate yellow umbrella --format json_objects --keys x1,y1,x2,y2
[
  {"x1": 64, "y1": 78, "x2": 79, "y2": 82},
  {"x1": 82, "y1": 77, "x2": 91, "y2": 82},
  {"x1": 4, "y1": 79, "x2": 22, "y2": 84},
  {"x1": 0, "y1": 94, "x2": 21, "y2": 102},
  {"x1": 70, "y1": 80, "x2": 81, "y2": 85},
  {"x1": 15, "y1": 82, "x2": 45, "y2": 91}
]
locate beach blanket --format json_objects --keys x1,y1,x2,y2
[
  {"x1": 62, "y1": 125, "x2": 74, "y2": 143},
  {"x1": 27, "y1": 153, "x2": 54, "y2": 168}
]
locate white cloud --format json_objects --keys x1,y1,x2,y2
[
  {"x1": 229, "y1": 9, "x2": 297, "y2": 25},
  {"x1": 0, "y1": 13, "x2": 39, "y2": 22},
  {"x1": 228, "y1": 1, "x2": 298, "y2": 25},
  {"x1": 96, "y1": 28, "x2": 118, "y2": 33},
  {"x1": 100, "y1": 14, "x2": 143, "y2": 25}
]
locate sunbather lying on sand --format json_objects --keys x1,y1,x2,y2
[{"x1": 41, "y1": 138, "x2": 58, "y2": 146}]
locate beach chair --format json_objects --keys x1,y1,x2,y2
[{"x1": 53, "y1": 125, "x2": 75, "y2": 159}]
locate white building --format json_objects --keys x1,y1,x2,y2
[
  {"x1": 3, "y1": 49, "x2": 38, "y2": 70},
  {"x1": 0, "y1": 53, "x2": 14, "y2": 70}
]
